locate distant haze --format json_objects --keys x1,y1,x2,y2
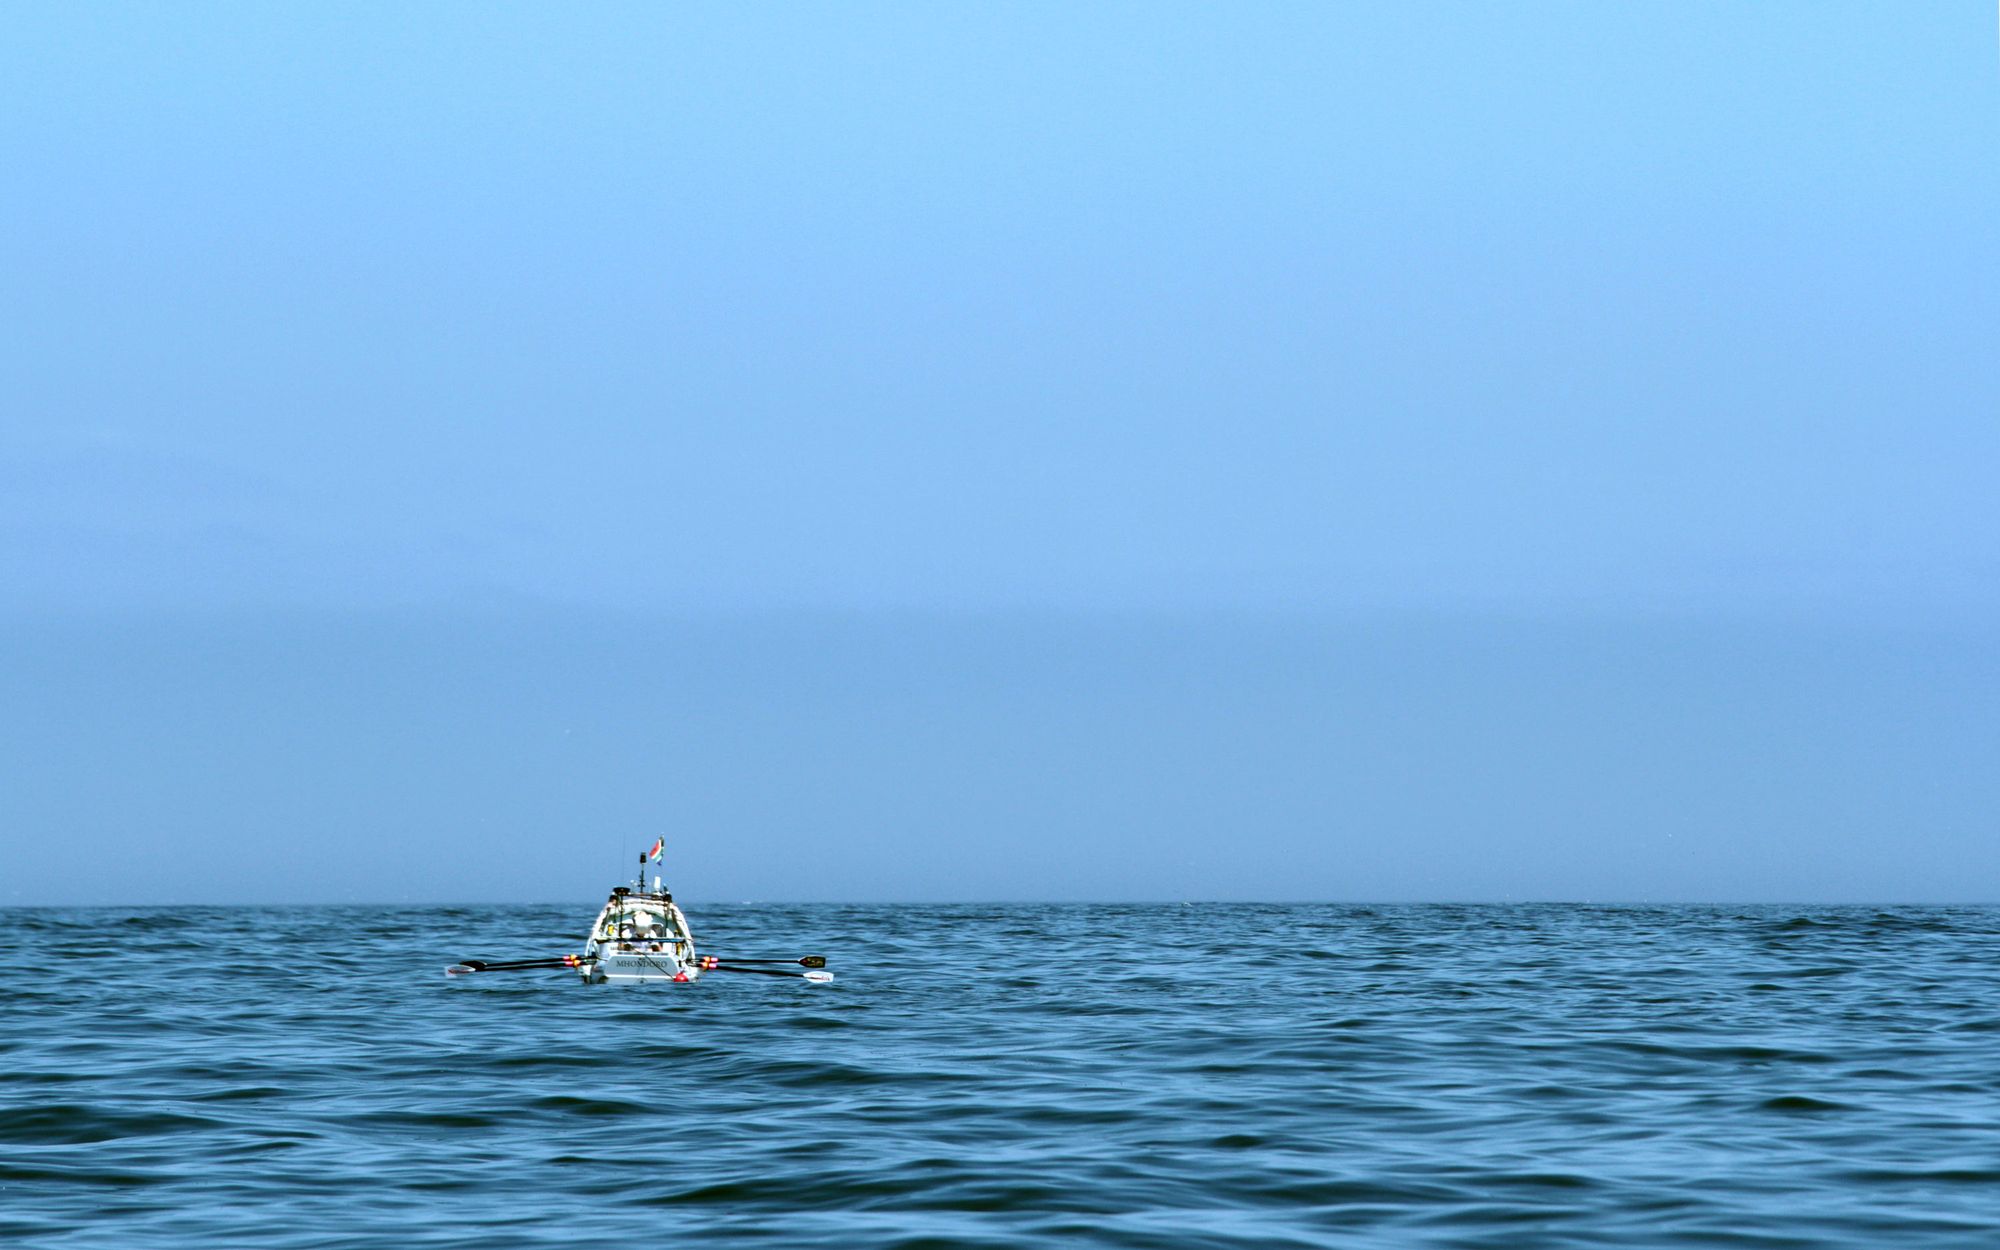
[{"x1": 2, "y1": 5, "x2": 1994, "y2": 902}]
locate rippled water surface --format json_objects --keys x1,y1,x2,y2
[{"x1": 6, "y1": 903, "x2": 2000, "y2": 1247}]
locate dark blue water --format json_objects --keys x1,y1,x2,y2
[{"x1": 5, "y1": 904, "x2": 2000, "y2": 1248}]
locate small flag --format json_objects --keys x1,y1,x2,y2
[{"x1": 647, "y1": 837, "x2": 665, "y2": 863}]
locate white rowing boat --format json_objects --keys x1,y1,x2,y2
[
  {"x1": 444, "y1": 845, "x2": 833, "y2": 985},
  {"x1": 581, "y1": 883, "x2": 701, "y2": 984}
]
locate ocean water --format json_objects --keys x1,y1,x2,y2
[{"x1": 4, "y1": 904, "x2": 2000, "y2": 1248}]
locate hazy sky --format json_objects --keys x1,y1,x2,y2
[{"x1": 3, "y1": 5, "x2": 1995, "y2": 902}]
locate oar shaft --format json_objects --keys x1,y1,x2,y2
[
  {"x1": 701, "y1": 964, "x2": 817, "y2": 979},
  {"x1": 454, "y1": 956, "x2": 584, "y2": 971},
  {"x1": 701, "y1": 956, "x2": 826, "y2": 968}
]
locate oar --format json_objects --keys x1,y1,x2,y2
[
  {"x1": 456, "y1": 960, "x2": 576, "y2": 972},
  {"x1": 446, "y1": 956, "x2": 583, "y2": 975},
  {"x1": 701, "y1": 964, "x2": 834, "y2": 983},
  {"x1": 701, "y1": 956, "x2": 826, "y2": 969}
]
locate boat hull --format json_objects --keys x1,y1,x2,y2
[{"x1": 583, "y1": 949, "x2": 702, "y2": 984}]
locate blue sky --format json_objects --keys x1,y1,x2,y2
[{"x1": 3, "y1": 4, "x2": 1995, "y2": 902}]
